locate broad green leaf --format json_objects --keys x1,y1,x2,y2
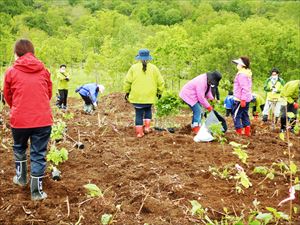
[
  {"x1": 248, "y1": 220, "x2": 261, "y2": 225},
  {"x1": 101, "y1": 214, "x2": 113, "y2": 225},
  {"x1": 253, "y1": 166, "x2": 268, "y2": 175},
  {"x1": 279, "y1": 132, "x2": 285, "y2": 141},
  {"x1": 293, "y1": 184, "x2": 300, "y2": 191},
  {"x1": 287, "y1": 112, "x2": 295, "y2": 118},
  {"x1": 84, "y1": 183, "x2": 103, "y2": 197},
  {"x1": 256, "y1": 212, "x2": 273, "y2": 224},
  {"x1": 266, "y1": 172, "x2": 275, "y2": 180},
  {"x1": 290, "y1": 162, "x2": 298, "y2": 174}
]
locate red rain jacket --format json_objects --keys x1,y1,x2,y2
[{"x1": 3, "y1": 53, "x2": 53, "y2": 128}]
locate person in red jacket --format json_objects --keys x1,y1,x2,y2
[{"x1": 3, "y1": 39, "x2": 53, "y2": 201}]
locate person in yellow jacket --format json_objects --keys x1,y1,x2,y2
[
  {"x1": 280, "y1": 80, "x2": 300, "y2": 133},
  {"x1": 56, "y1": 64, "x2": 70, "y2": 109},
  {"x1": 262, "y1": 68, "x2": 285, "y2": 123},
  {"x1": 124, "y1": 49, "x2": 165, "y2": 138},
  {"x1": 250, "y1": 93, "x2": 265, "y2": 120}
]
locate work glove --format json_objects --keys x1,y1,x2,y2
[
  {"x1": 240, "y1": 100, "x2": 246, "y2": 108},
  {"x1": 206, "y1": 106, "x2": 213, "y2": 112},
  {"x1": 157, "y1": 93, "x2": 162, "y2": 99},
  {"x1": 93, "y1": 102, "x2": 97, "y2": 108},
  {"x1": 294, "y1": 102, "x2": 299, "y2": 109},
  {"x1": 65, "y1": 77, "x2": 69, "y2": 81},
  {"x1": 272, "y1": 88, "x2": 277, "y2": 93},
  {"x1": 124, "y1": 93, "x2": 129, "y2": 101}
]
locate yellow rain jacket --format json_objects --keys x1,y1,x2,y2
[
  {"x1": 281, "y1": 80, "x2": 300, "y2": 104},
  {"x1": 124, "y1": 62, "x2": 164, "y2": 104},
  {"x1": 57, "y1": 72, "x2": 71, "y2": 90}
]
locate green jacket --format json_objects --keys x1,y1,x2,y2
[
  {"x1": 124, "y1": 62, "x2": 164, "y2": 104},
  {"x1": 281, "y1": 80, "x2": 300, "y2": 104},
  {"x1": 57, "y1": 72, "x2": 70, "y2": 90},
  {"x1": 263, "y1": 77, "x2": 285, "y2": 100}
]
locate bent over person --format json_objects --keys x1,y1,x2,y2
[{"x1": 3, "y1": 39, "x2": 53, "y2": 200}]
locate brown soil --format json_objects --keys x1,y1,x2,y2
[{"x1": 0, "y1": 93, "x2": 299, "y2": 225}]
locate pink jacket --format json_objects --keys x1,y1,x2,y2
[
  {"x1": 179, "y1": 74, "x2": 214, "y2": 108},
  {"x1": 233, "y1": 69, "x2": 252, "y2": 102}
]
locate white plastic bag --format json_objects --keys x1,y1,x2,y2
[{"x1": 193, "y1": 123, "x2": 214, "y2": 142}]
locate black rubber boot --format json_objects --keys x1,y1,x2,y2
[
  {"x1": 13, "y1": 160, "x2": 27, "y2": 186},
  {"x1": 30, "y1": 176, "x2": 47, "y2": 201},
  {"x1": 262, "y1": 115, "x2": 268, "y2": 122}
]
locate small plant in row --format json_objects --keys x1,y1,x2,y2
[
  {"x1": 208, "y1": 164, "x2": 252, "y2": 193},
  {"x1": 46, "y1": 145, "x2": 68, "y2": 180},
  {"x1": 229, "y1": 141, "x2": 249, "y2": 164},
  {"x1": 190, "y1": 200, "x2": 290, "y2": 225},
  {"x1": 50, "y1": 120, "x2": 67, "y2": 142}
]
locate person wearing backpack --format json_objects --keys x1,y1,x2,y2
[
  {"x1": 3, "y1": 39, "x2": 52, "y2": 201},
  {"x1": 124, "y1": 49, "x2": 165, "y2": 138},
  {"x1": 179, "y1": 71, "x2": 222, "y2": 134}
]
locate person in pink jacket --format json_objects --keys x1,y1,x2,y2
[
  {"x1": 179, "y1": 71, "x2": 222, "y2": 134},
  {"x1": 232, "y1": 57, "x2": 253, "y2": 136}
]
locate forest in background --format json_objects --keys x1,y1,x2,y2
[{"x1": 0, "y1": 0, "x2": 299, "y2": 92}]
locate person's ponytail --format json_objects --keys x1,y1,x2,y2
[{"x1": 142, "y1": 60, "x2": 147, "y2": 72}]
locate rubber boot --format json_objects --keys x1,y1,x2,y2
[
  {"x1": 31, "y1": 176, "x2": 47, "y2": 201},
  {"x1": 192, "y1": 126, "x2": 200, "y2": 134},
  {"x1": 135, "y1": 126, "x2": 144, "y2": 138},
  {"x1": 13, "y1": 160, "x2": 27, "y2": 186},
  {"x1": 143, "y1": 119, "x2": 151, "y2": 134},
  {"x1": 262, "y1": 115, "x2": 268, "y2": 122},
  {"x1": 236, "y1": 128, "x2": 243, "y2": 135},
  {"x1": 244, "y1": 126, "x2": 251, "y2": 136}
]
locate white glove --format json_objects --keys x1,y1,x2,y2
[
  {"x1": 93, "y1": 102, "x2": 97, "y2": 107},
  {"x1": 272, "y1": 88, "x2": 277, "y2": 93}
]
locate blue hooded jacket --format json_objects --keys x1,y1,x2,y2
[
  {"x1": 76, "y1": 83, "x2": 99, "y2": 103},
  {"x1": 224, "y1": 95, "x2": 234, "y2": 109}
]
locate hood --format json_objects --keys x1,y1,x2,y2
[
  {"x1": 207, "y1": 71, "x2": 222, "y2": 86},
  {"x1": 238, "y1": 68, "x2": 252, "y2": 77},
  {"x1": 13, "y1": 53, "x2": 44, "y2": 73}
]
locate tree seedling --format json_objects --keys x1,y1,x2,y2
[
  {"x1": 234, "y1": 164, "x2": 252, "y2": 193},
  {"x1": 50, "y1": 120, "x2": 66, "y2": 141},
  {"x1": 229, "y1": 141, "x2": 249, "y2": 164},
  {"x1": 83, "y1": 183, "x2": 103, "y2": 198},
  {"x1": 46, "y1": 145, "x2": 68, "y2": 180}
]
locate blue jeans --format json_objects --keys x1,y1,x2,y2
[
  {"x1": 133, "y1": 104, "x2": 152, "y2": 126},
  {"x1": 188, "y1": 102, "x2": 202, "y2": 126},
  {"x1": 11, "y1": 126, "x2": 51, "y2": 177},
  {"x1": 232, "y1": 101, "x2": 250, "y2": 129}
]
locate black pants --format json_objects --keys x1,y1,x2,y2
[
  {"x1": 280, "y1": 103, "x2": 298, "y2": 130},
  {"x1": 226, "y1": 109, "x2": 233, "y2": 117},
  {"x1": 252, "y1": 104, "x2": 265, "y2": 116},
  {"x1": 134, "y1": 104, "x2": 152, "y2": 126},
  {"x1": 12, "y1": 126, "x2": 51, "y2": 177},
  {"x1": 58, "y1": 89, "x2": 68, "y2": 107},
  {"x1": 80, "y1": 94, "x2": 92, "y2": 105}
]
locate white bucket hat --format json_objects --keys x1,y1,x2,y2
[
  {"x1": 97, "y1": 85, "x2": 105, "y2": 94},
  {"x1": 232, "y1": 58, "x2": 246, "y2": 67}
]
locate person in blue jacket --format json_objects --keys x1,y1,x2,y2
[
  {"x1": 223, "y1": 91, "x2": 234, "y2": 117},
  {"x1": 76, "y1": 83, "x2": 105, "y2": 113}
]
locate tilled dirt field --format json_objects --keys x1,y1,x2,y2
[{"x1": 0, "y1": 93, "x2": 299, "y2": 225}]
